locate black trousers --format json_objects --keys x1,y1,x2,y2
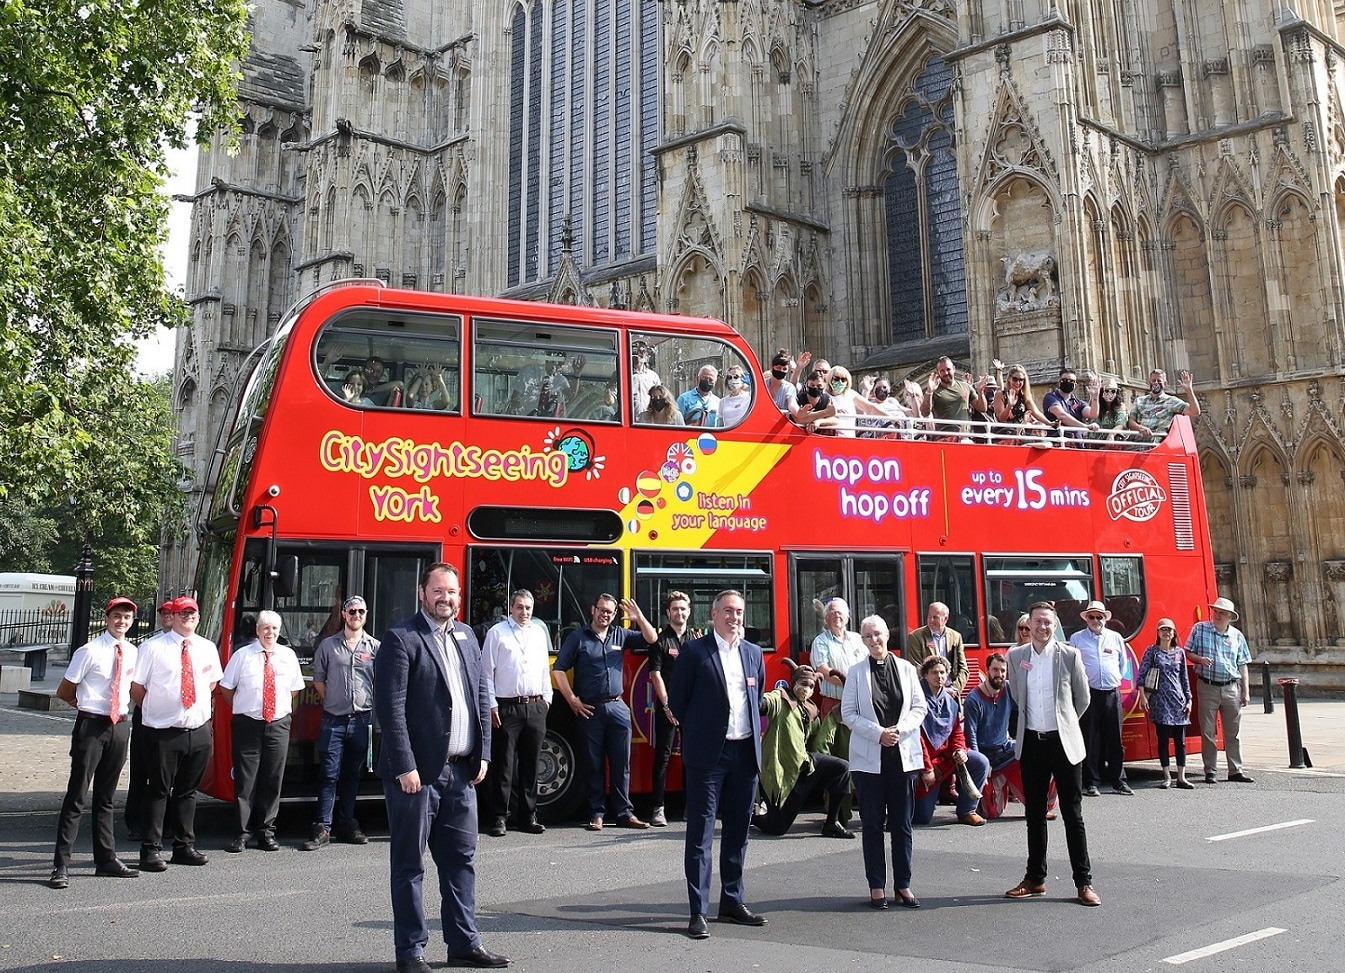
[
  {"x1": 141, "y1": 723, "x2": 213, "y2": 852},
  {"x1": 650, "y1": 705, "x2": 679, "y2": 809},
  {"x1": 483, "y1": 698, "x2": 547, "y2": 824},
  {"x1": 53, "y1": 714, "x2": 131, "y2": 867},
  {"x1": 231, "y1": 713, "x2": 292, "y2": 836},
  {"x1": 1080, "y1": 688, "x2": 1126, "y2": 787},
  {"x1": 754, "y1": 753, "x2": 850, "y2": 835},
  {"x1": 122, "y1": 703, "x2": 150, "y2": 833},
  {"x1": 855, "y1": 757, "x2": 920, "y2": 892},
  {"x1": 1155, "y1": 723, "x2": 1188, "y2": 768},
  {"x1": 1020, "y1": 730, "x2": 1091, "y2": 888}
]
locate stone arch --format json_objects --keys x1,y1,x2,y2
[
  {"x1": 1213, "y1": 200, "x2": 1271, "y2": 379},
  {"x1": 1109, "y1": 201, "x2": 1148, "y2": 377},
  {"x1": 1199, "y1": 446, "x2": 1237, "y2": 574},
  {"x1": 268, "y1": 235, "x2": 291, "y2": 324},
  {"x1": 741, "y1": 266, "x2": 768, "y2": 361},
  {"x1": 359, "y1": 54, "x2": 381, "y2": 94},
  {"x1": 178, "y1": 377, "x2": 197, "y2": 411},
  {"x1": 1299, "y1": 432, "x2": 1345, "y2": 636},
  {"x1": 1081, "y1": 193, "x2": 1111, "y2": 368},
  {"x1": 668, "y1": 249, "x2": 724, "y2": 320},
  {"x1": 404, "y1": 195, "x2": 423, "y2": 288},
  {"x1": 1166, "y1": 210, "x2": 1218, "y2": 382},
  {"x1": 1268, "y1": 188, "x2": 1328, "y2": 370}
]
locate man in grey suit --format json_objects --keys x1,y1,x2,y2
[
  {"x1": 374, "y1": 562, "x2": 509, "y2": 972},
  {"x1": 1003, "y1": 601, "x2": 1101, "y2": 907}
]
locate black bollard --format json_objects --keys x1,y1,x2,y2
[
  {"x1": 1261, "y1": 660, "x2": 1274, "y2": 714},
  {"x1": 1278, "y1": 678, "x2": 1306, "y2": 769}
]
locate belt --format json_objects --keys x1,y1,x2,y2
[
  {"x1": 585, "y1": 695, "x2": 619, "y2": 704},
  {"x1": 1199, "y1": 676, "x2": 1237, "y2": 686},
  {"x1": 1029, "y1": 730, "x2": 1059, "y2": 740},
  {"x1": 498, "y1": 695, "x2": 545, "y2": 704}
]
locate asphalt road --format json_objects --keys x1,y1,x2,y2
[{"x1": 2, "y1": 701, "x2": 1343, "y2": 973}]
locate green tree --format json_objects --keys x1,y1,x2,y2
[{"x1": 0, "y1": 0, "x2": 249, "y2": 579}]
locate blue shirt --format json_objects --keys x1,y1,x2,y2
[
  {"x1": 676, "y1": 388, "x2": 721, "y2": 427},
  {"x1": 963, "y1": 685, "x2": 1015, "y2": 767},
  {"x1": 1070, "y1": 626, "x2": 1126, "y2": 690},
  {"x1": 1187, "y1": 621, "x2": 1251, "y2": 683},
  {"x1": 553, "y1": 625, "x2": 646, "y2": 701}
]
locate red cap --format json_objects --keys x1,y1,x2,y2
[
  {"x1": 105, "y1": 596, "x2": 137, "y2": 614},
  {"x1": 172, "y1": 596, "x2": 200, "y2": 614},
  {"x1": 158, "y1": 599, "x2": 175, "y2": 613}
]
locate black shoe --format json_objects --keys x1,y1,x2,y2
[
  {"x1": 225, "y1": 834, "x2": 248, "y2": 854},
  {"x1": 717, "y1": 901, "x2": 767, "y2": 926},
  {"x1": 821, "y1": 821, "x2": 855, "y2": 839},
  {"x1": 395, "y1": 958, "x2": 433, "y2": 973},
  {"x1": 139, "y1": 848, "x2": 168, "y2": 872},
  {"x1": 1203, "y1": 773, "x2": 1218, "y2": 784},
  {"x1": 687, "y1": 914, "x2": 710, "y2": 939},
  {"x1": 484, "y1": 819, "x2": 507, "y2": 838},
  {"x1": 445, "y1": 945, "x2": 510, "y2": 968},
  {"x1": 256, "y1": 833, "x2": 281, "y2": 852},
  {"x1": 896, "y1": 890, "x2": 921, "y2": 909},
  {"x1": 1083, "y1": 785, "x2": 1101, "y2": 797},
  {"x1": 170, "y1": 846, "x2": 209, "y2": 866},
  {"x1": 1112, "y1": 781, "x2": 1134, "y2": 796},
  {"x1": 514, "y1": 817, "x2": 545, "y2": 834},
  {"x1": 867, "y1": 896, "x2": 889, "y2": 910},
  {"x1": 48, "y1": 866, "x2": 69, "y2": 889},
  {"x1": 94, "y1": 859, "x2": 138, "y2": 878},
  {"x1": 1174, "y1": 778, "x2": 1196, "y2": 790},
  {"x1": 1228, "y1": 773, "x2": 1256, "y2": 783},
  {"x1": 333, "y1": 822, "x2": 369, "y2": 845},
  {"x1": 301, "y1": 826, "x2": 331, "y2": 851}
]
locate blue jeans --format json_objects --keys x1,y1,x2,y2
[
  {"x1": 316, "y1": 711, "x2": 371, "y2": 827},
  {"x1": 913, "y1": 748, "x2": 991, "y2": 823},
  {"x1": 578, "y1": 699, "x2": 633, "y2": 819}
]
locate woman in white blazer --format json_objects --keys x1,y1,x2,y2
[{"x1": 841, "y1": 615, "x2": 929, "y2": 910}]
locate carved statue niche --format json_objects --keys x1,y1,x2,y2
[{"x1": 995, "y1": 251, "x2": 1058, "y2": 312}]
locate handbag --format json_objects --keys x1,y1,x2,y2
[{"x1": 1142, "y1": 665, "x2": 1161, "y2": 693}]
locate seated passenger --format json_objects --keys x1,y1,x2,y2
[
  {"x1": 719, "y1": 365, "x2": 751, "y2": 426},
  {"x1": 405, "y1": 363, "x2": 454, "y2": 411},
  {"x1": 964, "y1": 651, "x2": 1059, "y2": 820},
  {"x1": 762, "y1": 350, "x2": 798, "y2": 417},
  {"x1": 795, "y1": 368, "x2": 833, "y2": 432},
  {"x1": 529, "y1": 374, "x2": 564, "y2": 417},
  {"x1": 1042, "y1": 367, "x2": 1098, "y2": 441},
  {"x1": 1091, "y1": 375, "x2": 1147, "y2": 445},
  {"x1": 992, "y1": 365, "x2": 1053, "y2": 443},
  {"x1": 361, "y1": 356, "x2": 404, "y2": 405},
  {"x1": 340, "y1": 371, "x2": 376, "y2": 407},
  {"x1": 753, "y1": 662, "x2": 854, "y2": 839},
  {"x1": 812, "y1": 366, "x2": 892, "y2": 438},
  {"x1": 914, "y1": 656, "x2": 990, "y2": 827},
  {"x1": 509, "y1": 358, "x2": 577, "y2": 416},
  {"x1": 920, "y1": 356, "x2": 987, "y2": 442},
  {"x1": 637, "y1": 384, "x2": 685, "y2": 425},
  {"x1": 1129, "y1": 368, "x2": 1201, "y2": 441},
  {"x1": 677, "y1": 365, "x2": 721, "y2": 426}
]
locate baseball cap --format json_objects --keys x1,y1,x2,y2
[
  {"x1": 105, "y1": 596, "x2": 137, "y2": 613},
  {"x1": 172, "y1": 596, "x2": 200, "y2": 614}
]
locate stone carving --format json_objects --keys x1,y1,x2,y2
[{"x1": 996, "y1": 251, "x2": 1058, "y2": 312}]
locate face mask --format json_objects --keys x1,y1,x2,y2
[
  {"x1": 873, "y1": 387, "x2": 890, "y2": 400},
  {"x1": 806, "y1": 386, "x2": 823, "y2": 397},
  {"x1": 727, "y1": 377, "x2": 744, "y2": 390},
  {"x1": 1150, "y1": 381, "x2": 1164, "y2": 395},
  {"x1": 1059, "y1": 379, "x2": 1076, "y2": 394},
  {"x1": 793, "y1": 682, "x2": 814, "y2": 703},
  {"x1": 698, "y1": 378, "x2": 714, "y2": 394},
  {"x1": 648, "y1": 396, "x2": 667, "y2": 411},
  {"x1": 830, "y1": 380, "x2": 846, "y2": 393},
  {"x1": 771, "y1": 368, "x2": 788, "y2": 380}
]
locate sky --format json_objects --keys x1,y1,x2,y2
[{"x1": 134, "y1": 143, "x2": 198, "y2": 377}]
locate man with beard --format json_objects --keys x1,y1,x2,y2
[
  {"x1": 1129, "y1": 368, "x2": 1201, "y2": 441},
  {"x1": 963, "y1": 653, "x2": 1058, "y2": 821}
]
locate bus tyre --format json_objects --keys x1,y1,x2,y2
[{"x1": 536, "y1": 727, "x2": 586, "y2": 825}]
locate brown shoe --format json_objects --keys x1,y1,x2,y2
[
  {"x1": 1077, "y1": 885, "x2": 1102, "y2": 907},
  {"x1": 585, "y1": 817, "x2": 603, "y2": 831},
  {"x1": 1005, "y1": 880, "x2": 1047, "y2": 899},
  {"x1": 617, "y1": 816, "x2": 650, "y2": 830},
  {"x1": 957, "y1": 812, "x2": 986, "y2": 827},
  {"x1": 1045, "y1": 810, "x2": 1058, "y2": 820}
]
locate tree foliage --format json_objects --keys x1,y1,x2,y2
[{"x1": 0, "y1": 0, "x2": 249, "y2": 583}]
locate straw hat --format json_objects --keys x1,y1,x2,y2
[{"x1": 1209, "y1": 596, "x2": 1239, "y2": 620}]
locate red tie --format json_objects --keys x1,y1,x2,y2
[
  {"x1": 109, "y1": 642, "x2": 124, "y2": 724},
  {"x1": 180, "y1": 639, "x2": 197, "y2": 708},
  {"x1": 262, "y1": 650, "x2": 277, "y2": 722}
]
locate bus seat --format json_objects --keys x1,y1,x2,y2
[
  {"x1": 1054, "y1": 598, "x2": 1085, "y2": 624},
  {"x1": 1107, "y1": 595, "x2": 1142, "y2": 636}
]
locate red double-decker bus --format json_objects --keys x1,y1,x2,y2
[{"x1": 195, "y1": 280, "x2": 1216, "y2": 821}]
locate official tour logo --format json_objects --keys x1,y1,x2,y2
[{"x1": 1106, "y1": 469, "x2": 1167, "y2": 522}]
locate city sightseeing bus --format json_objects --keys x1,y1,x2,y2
[{"x1": 195, "y1": 280, "x2": 1217, "y2": 821}]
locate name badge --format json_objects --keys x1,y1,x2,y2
[
  {"x1": 453, "y1": 630, "x2": 466, "y2": 640},
  {"x1": 747, "y1": 677, "x2": 757, "y2": 687},
  {"x1": 1020, "y1": 660, "x2": 1032, "y2": 671}
]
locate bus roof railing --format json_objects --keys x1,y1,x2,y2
[{"x1": 808, "y1": 413, "x2": 1160, "y2": 448}]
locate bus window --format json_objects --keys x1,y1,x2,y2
[
  {"x1": 313, "y1": 311, "x2": 462, "y2": 410},
  {"x1": 983, "y1": 555, "x2": 1095, "y2": 642},
  {"x1": 633, "y1": 553, "x2": 774, "y2": 649},
  {"x1": 466, "y1": 546, "x2": 623, "y2": 650},
  {"x1": 472, "y1": 319, "x2": 619, "y2": 421},
  {"x1": 629, "y1": 330, "x2": 753, "y2": 429},
  {"x1": 791, "y1": 553, "x2": 903, "y2": 658},
  {"x1": 916, "y1": 554, "x2": 981, "y2": 646},
  {"x1": 1100, "y1": 555, "x2": 1146, "y2": 639}
]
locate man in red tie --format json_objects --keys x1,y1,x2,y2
[
  {"x1": 129, "y1": 596, "x2": 222, "y2": 871},
  {"x1": 49, "y1": 597, "x2": 141, "y2": 888},
  {"x1": 220, "y1": 609, "x2": 305, "y2": 852}
]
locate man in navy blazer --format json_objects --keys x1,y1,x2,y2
[
  {"x1": 374, "y1": 562, "x2": 509, "y2": 972},
  {"x1": 667, "y1": 589, "x2": 767, "y2": 940}
]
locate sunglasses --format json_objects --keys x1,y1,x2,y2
[
  {"x1": 1085, "y1": 614, "x2": 1105, "y2": 621},
  {"x1": 345, "y1": 608, "x2": 366, "y2": 616}
]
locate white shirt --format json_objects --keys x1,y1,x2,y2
[
  {"x1": 1024, "y1": 642, "x2": 1058, "y2": 732},
  {"x1": 1070, "y1": 626, "x2": 1125, "y2": 690},
  {"x1": 64, "y1": 632, "x2": 138, "y2": 717},
  {"x1": 482, "y1": 617, "x2": 552, "y2": 701},
  {"x1": 132, "y1": 631, "x2": 222, "y2": 729},
  {"x1": 220, "y1": 640, "x2": 306, "y2": 720},
  {"x1": 425, "y1": 612, "x2": 473, "y2": 757},
  {"x1": 719, "y1": 391, "x2": 751, "y2": 426},
  {"x1": 810, "y1": 628, "x2": 866, "y2": 700},
  {"x1": 715, "y1": 631, "x2": 753, "y2": 740},
  {"x1": 631, "y1": 367, "x2": 661, "y2": 415}
]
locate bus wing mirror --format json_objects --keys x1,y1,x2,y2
[{"x1": 274, "y1": 555, "x2": 299, "y2": 598}]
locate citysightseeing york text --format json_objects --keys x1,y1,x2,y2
[
  {"x1": 813, "y1": 449, "x2": 933, "y2": 524},
  {"x1": 320, "y1": 431, "x2": 572, "y2": 524}
]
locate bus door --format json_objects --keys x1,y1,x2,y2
[{"x1": 789, "y1": 553, "x2": 904, "y2": 660}]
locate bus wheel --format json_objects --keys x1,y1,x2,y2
[{"x1": 536, "y1": 728, "x2": 585, "y2": 824}]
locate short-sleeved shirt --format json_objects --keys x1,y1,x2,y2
[
  {"x1": 810, "y1": 628, "x2": 866, "y2": 700},
  {"x1": 1043, "y1": 389, "x2": 1088, "y2": 438},
  {"x1": 630, "y1": 368, "x2": 661, "y2": 416},
  {"x1": 312, "y1": 631, "x2": 379, "y2": 715},
  {"x1": 929, "y1": 380, "x2": 973, "y2": 422},
  {"x1": 720, "y1": 392, "x2": 751, "y2": 426},
  {"x1": 1187, "y1": 621, "x2": 1251, "y2": 683},
  {"x1": 648, "y1": 625, "x2": 688, "y2": 688},
  {"x1": 220, "y1": 640, "x2": 307, "y2": 720},
  {"x1": 553, "y1": 625, "x2": 646, "y2": 701},
  {"x1": 63, "y1": 632, "x2": 138, "y2": 716},
  {"x1": 132, "y1": 631, "x2": 223, "y2": 729},
  {"x1": 1130, "y1": 392, "x2": 1189, "y2": 439},
  {"x1": 677, "y1": 388, "x2": 722, "y2": 427},
  {"x1": 763, "y1": 374, "x2": 797, "y2": 411}
]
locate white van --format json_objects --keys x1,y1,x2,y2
[{"x1": 0, "y1": 573, "x2": 75, "y2": 646}]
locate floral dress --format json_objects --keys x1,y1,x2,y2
[{"x1": 1136, "y1": 644, "x2": 1191, "y2": 726}]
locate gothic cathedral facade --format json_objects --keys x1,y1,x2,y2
[{"x1": 170, "y1": 0, "x2": 1345, "y2": 684}]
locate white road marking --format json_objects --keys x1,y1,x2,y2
[
  {"x1": 1206, "y1": 819, "x2": 1314, "y2": 842},
  {"x1": 42, "y1": 889, "x2": 310, "y2": 916},
  {"x1": 1162, "y1": 927, "x2": 1287, "y2": 965}
]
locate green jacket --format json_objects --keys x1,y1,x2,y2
[{"x1": 760, "y1": 688, "x2": 830, "y2": 804}]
